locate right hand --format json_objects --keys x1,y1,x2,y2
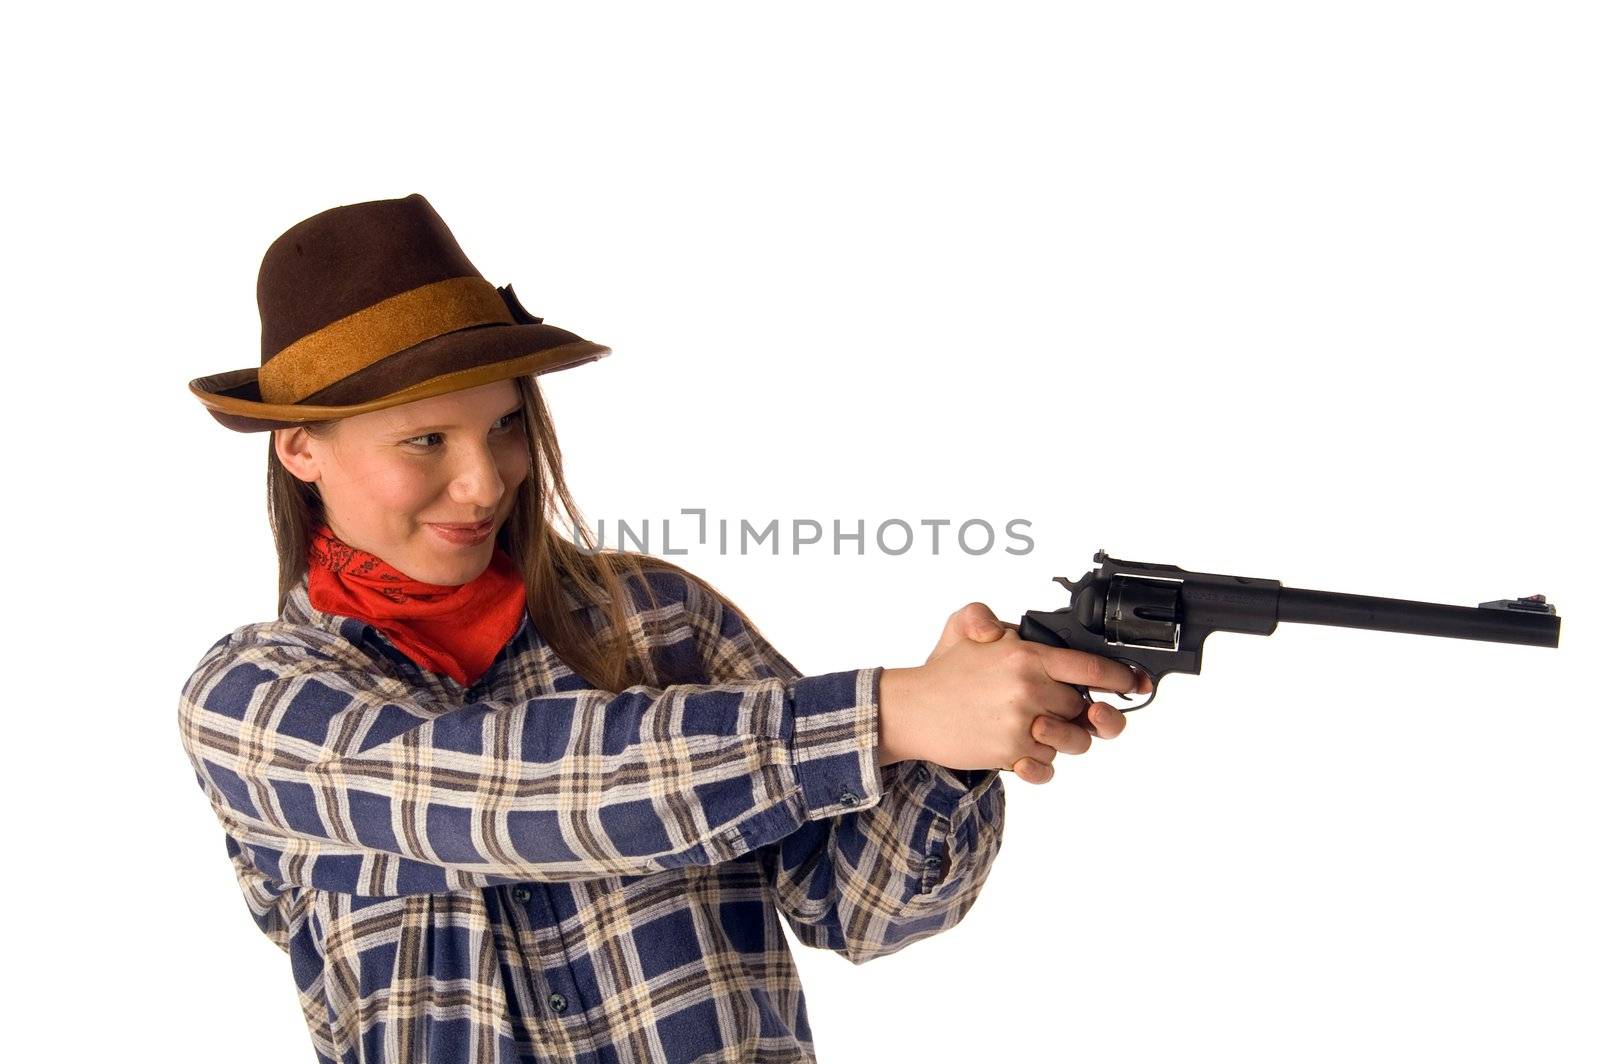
[{"x1": 879, "y1": 605, "x2": 1148, "y2": 781}]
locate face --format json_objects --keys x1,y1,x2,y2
[{"x1": 275, "y1": 378, "x2": 530, "y2": 585}]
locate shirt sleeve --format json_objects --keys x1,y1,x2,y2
[
  {"x1": 176, "y1": 620, "x2": 882, "y2": 896},
  {"x1": 682, "y1": 576, "x2": 1007, "y2": 966}
]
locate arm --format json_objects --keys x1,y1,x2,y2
[
  {"x1": 682, "y1": 576, "x2": 1006, "y2": 965},
  {"x1": 176, "y1": 618, "x2": 880, "y2": 897}
]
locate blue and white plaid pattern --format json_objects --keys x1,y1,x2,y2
[{"x1": 178, "y1": 566, "x2": 1005, "y2": 1062}]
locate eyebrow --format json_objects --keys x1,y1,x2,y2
[{"x1": 391, "y1": 403, "x2": 524, "y2": 437}]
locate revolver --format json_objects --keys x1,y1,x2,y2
[{"x1": 1018, "y1": 550, "x2": 1561, "y2": 711}]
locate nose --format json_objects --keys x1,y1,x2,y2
[{"x1": 447, "y1": 441, "x2": 506, "y2": 510}]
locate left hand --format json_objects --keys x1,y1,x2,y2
[{"x1": 925, "y1": 602, "x2": 1130, "y2": 785}]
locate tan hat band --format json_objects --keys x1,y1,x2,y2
[{"x1": 257, "y1": 275, "x2": 515, "y2": 404}]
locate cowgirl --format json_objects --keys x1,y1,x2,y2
[{"x1": 178, "y1": 194, "x2": 1145, "y2": 1063}]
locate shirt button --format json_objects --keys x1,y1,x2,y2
[
  {"x1": 548, "y1": 993, "x2": 568, "y2": 1014},
  {"x1": 926, "y1": 855, "x2": 943, "y2": 875},
  {"x1": 511, "y1": 886, "x2": 532, "y2": 903},
  {"x1": 839, "y1": 790, "x2": 859, "y2": 807},
  {"x1": 915, "y1": 766, "x2": 931, "y2": 783}
]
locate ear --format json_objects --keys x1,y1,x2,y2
[{"x1": 274, "y1": 427, "x2": 321, "y2": 488}]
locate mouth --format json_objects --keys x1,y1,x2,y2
[{"x1": 428, "y1": 518, "x2": 494, "y2": 532}]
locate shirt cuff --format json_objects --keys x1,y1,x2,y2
[
  {"x1": 787, "y1": 667, "x2": 883, "y2": 819},
  {"x1": 903, "y1": 763, "x2": 1001, "y2": 821}
]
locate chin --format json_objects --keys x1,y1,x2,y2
[
  {"x1": 431, "y1": 551, "x2": 493, "y2": 585},
  {"x1": 393, "y1": 548, "x2": 480, "y2": 587}
]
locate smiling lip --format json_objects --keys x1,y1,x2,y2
[{"x1": 427, "y1": 518, "x2": 494, "y2": 546}]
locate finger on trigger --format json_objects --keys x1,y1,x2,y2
[{"x1": 1036, "y1": 645, "x2": 1145, "y2": 694}]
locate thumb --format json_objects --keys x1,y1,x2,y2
[
  {"x1": 965, "y1": 605, "x2": 1012, "y2": 643},
  {"x1": 957, "y1": 602, "x2": 1008, "y2": 642},
  {"x1": 926, "y1": 602, "x2": 1011, "y2": 663},
  {"x1": 971, "y1": 617, "x2": 1007, "y2": 640}
]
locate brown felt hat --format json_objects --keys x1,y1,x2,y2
[{"x1": 188, "y1": 193, "x2": 610, "y2": 432}]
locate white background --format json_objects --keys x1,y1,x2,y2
[{"x1": 5, "y1": 2, "x2": 1594, "y2": 1061}]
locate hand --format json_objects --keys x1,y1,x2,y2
[
  {"x1": 925, "y1": 602, "x2": 1141, "y2": 784},
  {"x1": 880, "y1": 602, "x2": 1146, "y2": 784}
]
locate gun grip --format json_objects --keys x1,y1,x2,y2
[{"x1": 1018, "y1": 613, "x2": 1070, "y2": 649}]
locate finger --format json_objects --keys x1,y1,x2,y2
[
  {"x1": 1005, "y1": 627, "x2": 1150, "y2": 694},
  {"x1": 1031, "y1": 714, "x2": 1093, "y2": 756},
  {"x1": 957, "y1": 602, "x2": 1007, "y2": 642},
  {"x1": 1028, "y1": 734, "x2": 1058, "y2": 763},
  {"x1": 1083, "y1": 702, "x2": 1127, "y2": 739},
  {"x1": 1029, "y1": 644, "x2": 1145, "y2": 694},
  {"x1": 1011, "y1": 756, "x2": 1055, "y2": 784},
  {"x1": 1037, "y1": 683, "x2": 1090, "y2": 722},
  {"x1": 926, "y1": 602, "x2": 1009, "y2": 663}
]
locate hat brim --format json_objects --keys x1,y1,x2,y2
[{"x1": 189, "y1": 321, "x2": 609, "y2": 432}]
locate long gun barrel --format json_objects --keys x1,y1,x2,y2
[{"x1": 1018, "y1": 551, "x2": 1560, "y2": 711}]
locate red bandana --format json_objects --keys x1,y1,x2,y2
[{"x1": 305, "y1": 523, "x2": 528, "y2": 687}]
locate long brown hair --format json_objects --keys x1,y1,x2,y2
[{"x1": 265, "y1": 373, "x2": 747, "y2": 690}]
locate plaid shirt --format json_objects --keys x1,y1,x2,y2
[{"x1": 177, "y1": 565, "x2": 1005, "y2": 1063}]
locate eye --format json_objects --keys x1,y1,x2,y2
[{"x1": 402, "y1": 413, "x2": 522, "y2": 450}]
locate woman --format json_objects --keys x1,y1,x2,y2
[{"x1": 178, "y1": 194, "x2": 1145, "y2": 1063}]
